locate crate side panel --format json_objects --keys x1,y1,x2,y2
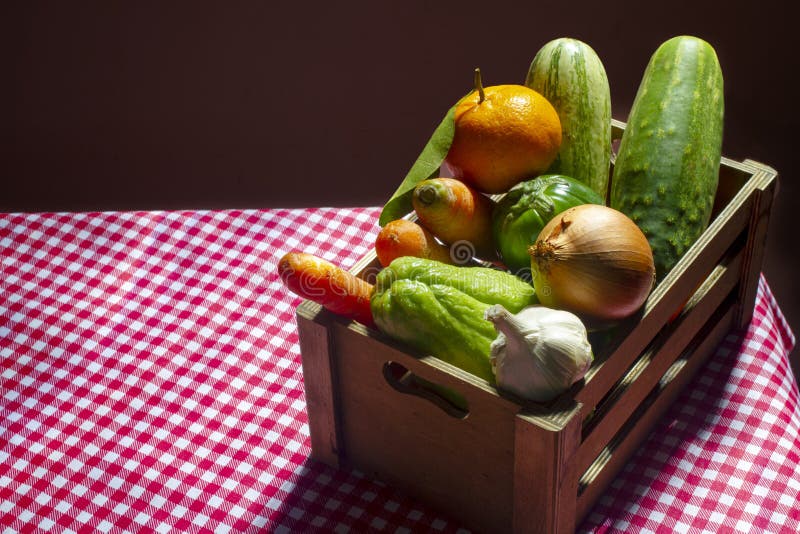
[
  {"x1": 576, "y1": 302, "x2": 736, "y2": 523},
  {"x1": 575, "y1": 187, "x2": 755, "y2": 413},
  {"x1": 330, "y1": 323, "x2": 517, "y2": 533},
  {"x1": 576, "y1": 249, "x2": 742, "y2": 477}
]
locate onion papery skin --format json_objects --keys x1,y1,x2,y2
[{"x1": 529, "y1": 204, "x2": 656, "y2": 328}]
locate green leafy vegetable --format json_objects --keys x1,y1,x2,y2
[{"x1": 378, "y1": 96, "x2": 467, "y2": 226}]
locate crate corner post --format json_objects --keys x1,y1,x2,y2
[
  {"x1": 512, "y1": 400, "x2": 583, "y2": 534},
  {"x1": 735, "y1": 160, "x2": 779, "y2": 329},
  {"x1": 296, "y1": 300, "x2": 343, "y2": 468}
]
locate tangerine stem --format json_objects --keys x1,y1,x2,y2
[{"x1": 474, "y1": 68, "x2": 485, "y2": 103}]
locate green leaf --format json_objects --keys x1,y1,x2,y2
[{"x1": 378, "y1": 96, "x2": 466, "y2": 226}]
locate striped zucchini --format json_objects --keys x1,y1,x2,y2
[
  {"x1": 610, "y1": 35, "x2": 724, "y2": 281},
  {"x1": 525, "y1": 38, "x2": 612, "y2": 199}
]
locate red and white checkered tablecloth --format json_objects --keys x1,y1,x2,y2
[{"x1": 1, "y1": 206, "x2": 798, "y2": 533}]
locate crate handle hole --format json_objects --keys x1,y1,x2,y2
[{"x1": 382, "y1": 362, "x2": 469, "y2": 419}]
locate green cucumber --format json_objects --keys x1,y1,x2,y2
[
  {"x1": 610, "y1": 35, "x2": 724, "y2": 281},
  {"x1": 525, "y1": 37, "x2": 612, "y2": 199}
]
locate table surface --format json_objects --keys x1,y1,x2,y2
[{"x1": 1, "y1": 206, "x2": 798, "y2": 534}]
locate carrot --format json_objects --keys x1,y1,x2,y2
[
  {"x1": 412, "y1": 177, "x2": 497, "y2": 260},
  {"x1": 375, "y1": 219, "x2": 453, "y2": 267},
  {"x1": 277, "y1": 251, "x2": 375, "y2": 328}
]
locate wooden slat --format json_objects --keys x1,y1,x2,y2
[
  {"x1": 573, "y1": 185, "x2": 754, "y2": 415},
  {"x1": 296, "y1": 301, "x2": 342, "y2": 467},
  {"x1": 575, "y1": 302, "x2": 736, "y2": 522},
  {"x1": 348, "y1": 250, "x2": 382, "y2": 284},
  {"x1": 575, "y1": 249, "x2": 742, "y2": 478}
]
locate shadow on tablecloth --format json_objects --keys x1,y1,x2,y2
[{"x1": 266, "y1": 457, "x2": 469, "y2": 533}]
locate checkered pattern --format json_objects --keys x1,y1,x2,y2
[
  {"x1": 0, "y1": 207, "x2": 796, "y2": 533},
  {"x1": 580, "y1": 276, "x2": 800, "y2": 534}
]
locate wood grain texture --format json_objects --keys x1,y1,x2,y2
[
  {"x1": 576, "y1": 303, "x2": 736, "y2": 523},
  {"x1": 513, "y1": 402, "x2": 582, "y2": 534},
  {"x1": 576, "y1": 250, "x2": 742, "y2": 479},
  {"x1": 296, "y1": 302, "x2": 342, "y2": 467},
  {"x1": 331, "y1": 320, "x2": 519, "y2": 533}
]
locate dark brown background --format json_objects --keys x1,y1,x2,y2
[{"x1": 2, "y1": 2, "x2": 797, "y2": 369}]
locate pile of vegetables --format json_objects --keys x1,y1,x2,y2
[{"x1": 278, "y1": 35, "x2": 724, "y2": 404}]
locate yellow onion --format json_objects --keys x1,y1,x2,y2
[{"x1": 529, "y1": 204, "x2": 655, "y2": 328}]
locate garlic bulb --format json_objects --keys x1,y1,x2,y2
[{"x1": 484, "y1": 304, "x2": 593, "y2": 402}]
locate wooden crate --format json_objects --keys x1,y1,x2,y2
[{"x1": 295, "y1": 119, "x2": 778, "y2": 533}]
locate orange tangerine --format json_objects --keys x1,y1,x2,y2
[{"x1": 445, "y1": 69, "x2": 562, "y2": 194}]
